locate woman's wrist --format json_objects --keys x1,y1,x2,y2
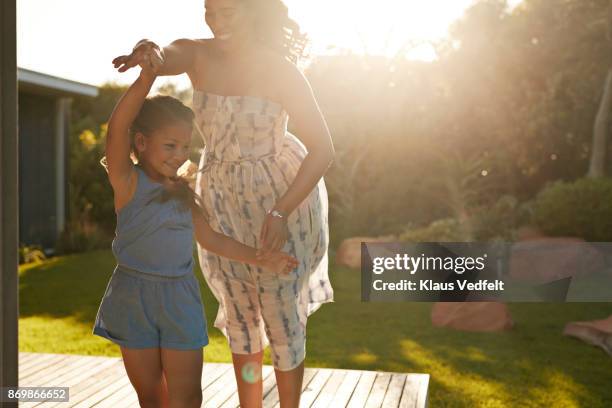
[
  {"x1": 267, "y1": 208, "x2": 288, "y2": 222},
  {"x1": 271, "y1": 201, "x2": 291, "y2": 217}
]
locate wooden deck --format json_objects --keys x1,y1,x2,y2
[{"x1": 16, "y1": 352, "x2": 429, "y2": 407}]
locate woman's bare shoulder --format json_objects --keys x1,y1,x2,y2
[
  {"x1": 166, "y1": 38, "x2": 210, "y2": 53},
  {"x1": 191, "y1": 39, "x2": 218, "y2": 62},
  {"x1": 193, "y1": 38, "x2": 214, "y2": 48}
]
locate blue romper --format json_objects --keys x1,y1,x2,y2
[{"x1": 93, "y1": 165, "x2": 208, "y2": 349}]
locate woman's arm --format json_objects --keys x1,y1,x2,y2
[
  {"x1": 275, "y1": 62, "x2": 335, "y2": 215},
  {"x1": 192, "y1": 208, "x2": 298, "y2": 274},
  {"x1": 259, "y1": 60, "x2": 335, "y2": 254},
  {"x1": 113, "y1": 38, "x2": 199, "y2": 77},
  {"x1": 105, "y1": 69, "x2": 157, "y2": 211}
]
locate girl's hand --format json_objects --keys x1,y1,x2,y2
[
  {"x1": 113, "y1": 39, "x2": 164, "y2": 73},
  {"x1": 258, "y1": 212, "x2": 289, "y2": 258},
  {"x1": 257, "y1": 251, "x2": 299, "y2": 275}
]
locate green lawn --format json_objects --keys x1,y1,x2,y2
[{"x1": 19, "y1": 250, "x2": 612, "y2": 407}]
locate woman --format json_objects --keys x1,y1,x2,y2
[{"x1": 113, "y1": 0, "x2": 334, "y2": 406}]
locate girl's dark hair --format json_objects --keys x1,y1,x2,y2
[
  {"x1": 103, "y1": 94, "x2": 208, "y2": 219},
  {"x1": 243, "y1": 0, "x2": 308, "y2": 64},
  {"x1": 136, "y1": 96, "x2": 208, "y2": 217},
  {"x1": 130, "y1": 95, "x2": 195, "y2": 141}
]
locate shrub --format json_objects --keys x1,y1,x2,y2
[
  {"x1": 18, "y1": 244, "x2": 47, "y2": 264},
  {"x1": 399, "y1": 218, "x2": 471, "y2": 242},
  {"x1": 470, "y1": 195, "x2": 533, "y2": 241},
  {"x1": 532, "y1": 177, "x2": 612, "y2": 241},
  {"x1": 55, "y1": 220, "x2": 113, "y2": 255}
]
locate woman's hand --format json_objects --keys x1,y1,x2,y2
[
  {"x1": 112, "y1": 39, "x2": 164, "y2": 73},
  {"x1": 258, "y1": 212, "x2": 289, "y2": 258},
  {"x1": 257, "y1": 251, "x2": 299, "y2": 275}
]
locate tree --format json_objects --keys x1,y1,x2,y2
[{"x1": 588, "y1": 0, "x2": 612, "y2": 177}]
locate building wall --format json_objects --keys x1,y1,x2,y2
[{"x1": 18, "y1": 92, "x2": 59, "y2": 249}]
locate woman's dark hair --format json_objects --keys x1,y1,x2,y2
[{"x1": 243, "y1": 0, "x2": 308, "y2": 63}]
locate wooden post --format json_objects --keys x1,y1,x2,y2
[
  {"x1": 55, "y1": 98, "x2": 71, "y2": 237},
  {"x1": 0, "y1": 0, "x2": 19, "y2": 406}
]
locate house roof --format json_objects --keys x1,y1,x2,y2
[{"x1": 18, "y1": 68, "x2": 98, "y2": 97}]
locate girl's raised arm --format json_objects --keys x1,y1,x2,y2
[{"x1": 105, "y1": 70, "x2": 156, "y2": 211}]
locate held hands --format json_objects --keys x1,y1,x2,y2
[
  {"x1": 112, "y1": 39, "x2": 164, "y2": 74},
  {"x1": 256, "y1": 251, "x2": 299, "y2": 275}
]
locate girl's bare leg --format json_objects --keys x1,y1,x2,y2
[
  {"x1": 161, "y1": 348, "x2": 203, "y2": 408},
  {"x1": 120, "y1": 347, "x2": 169, "y2": 408}
]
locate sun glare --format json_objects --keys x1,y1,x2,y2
[
  {"x1": 286, "y1": 0, "x2": 479, "y2": 60},
  {"x1": 17, "y1": 0, "x2": 524, "y2": 86}
]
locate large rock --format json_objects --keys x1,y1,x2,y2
[
  {"x1": 563, "y1": 315, "x2": 612, "y2": 357},
  {"x1": 335, "y1": 235, "x2": 395, "y2": 269},
  {"x1": 509, "y1": 237, "x2": 606, "y2": 282},
  {"x1": 431, "y1": 302, "x2": 514, "y2": 332}
]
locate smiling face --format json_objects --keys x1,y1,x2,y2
[
  {"x1": 134, "y1": 123, "x2": 192, "y2": 180},
  {"x1": 204, "y1": 0, "x2": 255, "y2": 50}
]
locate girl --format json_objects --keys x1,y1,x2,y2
[
  {"x1": 93, "y1": 62, "x2": 298, "y2": 408},
  {"x1": 113, "y1": 0, "x2": 335, "y2": 406}
]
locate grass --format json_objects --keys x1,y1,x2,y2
[{"x1": 18, "y1": 250, "x2": 612, "y2": 407}]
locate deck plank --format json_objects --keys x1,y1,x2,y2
[
  {"x1": 72, "y1": 374, "x2": 132, "y2": 408},
  {"x1": 20, "y1": 354, "x2": 77, "y2": 384},
  {"x1": 112, "y1": 362, "x2": 234, "y2": 408},
  {"x1": 216, "y1": 365, "x2": 276, "y2": 408},
  {"x1": 202, "y1": 363, "x2": 233, "y2": 392},
  {"x1": 329, "y1": 369, "x2": 362, "y2": 407},
  {"x1": 35, "y1": 356, "x2": 101, "y2": 387},
  {"x1": 18, "y1": 352, "x2": 38, "y2": 365},
  {"x1": 41, "y1": 358, "x2": 122, "y2": 408},
  {"x1": 201, "y1": 363, "x2": 239, "y2": 405},
  {"x1": 17, "y1": 352, "x2": 429, "y2": 408},
  {"x1": 18, "y1": 352, "x2": 58, "y2": 372},
  {"x1": 260, "y1": 365, "x2": 278, "y2": 399},
  {"x1": 311, "y1": 369, "x2": 347, "y2": 408},
  {"x1": 112, "y1": 385, "x2": 141, "y2": 408},
  {"x1": 299, "y1": 368, "x2": 333, "y2": 407},
  {"x1": 48, "y1": 360, "x2": 126, "y2": 408},
  {"x1": 19, "y1": 353, "x2": 68, "y2": 379},
  {"x1": 381, "y1": 374, "x2": 407, "y2": 408},
  {"x1": 267, "y1": 367, "x2": 318, "y2": 408},
  {"x1": 346, "y1": 370, "x2": 377, "y2": 408},
  {"x1": 26, "y1": 355, "x2": 98, "y2": 391},
  {"x1": 399, "y1": 374, "x2": 429, "y2": 408},
  {"x1": 416, "y1": 375, "x2": 429, "y2": 408},
  {"x1": 364, "y1": 372, "x2": 392, "y2": 408},
  {"x1": 91, "y1": 379, "x2": 137, "y2": 408},
  {"x1": 30, "y1": 356, "x2": 110, "y2": 407}
]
